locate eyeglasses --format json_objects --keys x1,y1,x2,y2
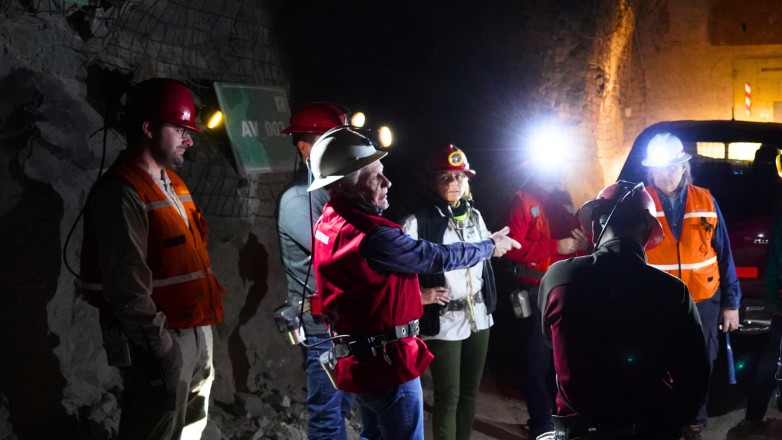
[
  {"x1": 437, "y1": 173, "x2": 467, "y2": 184},
  {"x1": 154, "y1": 122, "x2": 191, "y2": 139},
  {"x1": 174, "y1": 126, "x2": 191, "y2": 139}
]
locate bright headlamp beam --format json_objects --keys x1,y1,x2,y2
[
  {"x1": 530, "y1": 128, "x2": 568, "y2": 169},
  {"x1": 206, "y1": 111, "x2": 223, "y2": 129},
  {"x1": 351, "y1": 112, "x2": 366, "y2": 128},
  {"x1": 378, "y1": 126, "x2": 392, "y2": 148}
]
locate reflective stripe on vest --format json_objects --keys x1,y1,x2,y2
[
  {"x1": 152, "y1": 268, "x2": 212, "y2": 288},
  {"x1": 146, "y1": 195, "x2": 192, "y2": 209},
  {"x1": 79, "y1": 155, "x2": 224, "y2": 328},
  {"x1": 650, "y1": 256, "x2": 718, "y2": 271},
  {"x1": 79, "y1": 268, "x2": 214, "y2": 290},
  {"x1": 647, "y1": 185, "x2": 720, "y2": 302}
]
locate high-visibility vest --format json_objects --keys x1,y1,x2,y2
[
  {"x1": 80, "y1": 155, "x2": 225, "y2": 328},
  {"x1": 647, "y1": 185, "x2": 719, "y2": 302}
]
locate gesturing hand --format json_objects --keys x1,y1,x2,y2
[{"x1": 490, "y1": 226, "x2": 522, "y2": 257}]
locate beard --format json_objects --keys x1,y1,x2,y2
[{"x1": 152, "y1": 145, "x2": 185, "y2": 168}]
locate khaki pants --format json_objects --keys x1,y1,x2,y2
[{"x1": 118, "y1": 326, "x2": 214, "y2": 440}]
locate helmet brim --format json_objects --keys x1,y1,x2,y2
[
  {"x1": 307, "y1": 150, "x2": 388, "y2": 192},
  {"x1": 179, "y1": 121, "x2": 202, "y2": 134},
  {"x1": 641, "y1": 152, "x2": 691, "y2": 167},
  {"x1": 644, "y1": 212, "x2": 664, "y2": 250},
  {"x1": 577, "y1": 198, "x2": 664, "y2": 250},
  {"x1": 576, "y1": 198, "x2": 611, "y2": 231}
]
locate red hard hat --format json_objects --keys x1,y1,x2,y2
[
  {"x1": 577, "y1": 180, "x2": 663, "y2": 250},
  {"x1": 282, "y1": 102, "x2": 348, "y2": 135},
  {"x1": 125, "y1": 78, "x2": 201, "y2": 133},
  {"x1": 425, "y1": 144, "x2": 476, "y2": 179}
]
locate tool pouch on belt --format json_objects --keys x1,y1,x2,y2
[{"x1": 419, "y1": 303, "x2": 442, "y2": 336}]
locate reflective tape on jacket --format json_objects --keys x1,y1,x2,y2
[
  {"x1": 649, "y1": 256, "x2": 718, "y2": 272},
  {"x1": 79, "y1": 155, "x2": 225, "y2": 328},
  {"x1": 646, "y1": 185, "x2": 720, "y2": 302}
]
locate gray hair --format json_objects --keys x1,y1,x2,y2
[
  {"x1": 646, "y1": 160, "x2": 693, "y2": 189},
  {"x1": 327, "y1": 167, "x2": 363, "y2": 198}
]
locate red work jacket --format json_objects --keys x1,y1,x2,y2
[
  {"x1": 313, "y1": 197, "x2": 433, "y2": 393},
  {"x1": 505, "y1": 188, "x2": 580, "y2": 284}
]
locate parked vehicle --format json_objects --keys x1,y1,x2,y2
[{"x1": 618, "y1": 119, "x2": 782, "y2": 334}]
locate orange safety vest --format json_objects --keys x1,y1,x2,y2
[
  {"x1": 80, "y1": 155, "x2": 225, "y2": 328},
  {"x1": 647, "y1": 185, "x2": 719, "y2": 302}
]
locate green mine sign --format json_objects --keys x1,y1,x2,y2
[{"x1": 213, "y1": 83, "x2": 293, "y2": 175}]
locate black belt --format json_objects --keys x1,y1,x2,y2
[
  {"x1": 331, "y1": 320, "x2": 420, "y2": 363},
  {"x1": 552, "y1": 415, "x2": 646, "y2": 440},
  {"x1": 441, "y1": 291, "x2": 483, "y2": 313}
]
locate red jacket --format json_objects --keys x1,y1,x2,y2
[
  {"x1": 505, "y1": 188, "x2": 580, "y2": 284},
  {"x1": 313, "y1": 197, "x2": 433, "y2": 392},
  {"x1": 80, "y1": 156, "x2": 224, "y2": 328}
]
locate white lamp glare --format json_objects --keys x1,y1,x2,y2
[
  {"x1": 378, "y1": 126, "x2": 393, "y2": 148},
  {"x1": 351, "y1": 112, "x2": 366, "y2": 128}
]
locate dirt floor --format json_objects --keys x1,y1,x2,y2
[
  {"x1": 421, "y1": 369, "x2": 782, "y2": 440},
  {"x1": 419, "y1": 311, "x2": 782, "y2": 440}
]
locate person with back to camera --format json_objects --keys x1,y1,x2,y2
[
  {"x1": 308, "y1": 127, "x2": 520, "y2": 440},
  {"x1": 276, "y1": 102, "x2": 355, "y2": 439},
  {"x1": 641, "y1": 133, "x2": 741, "y2": 439},
  {"x1": 80, "y1": 78, "x2": 224, "y2": 439},
  {"x1": 537, "y1": 181, "x2": 710, "y2": 440},
  {"x1": 400, "y1": 144, "x2": 497, "y2": 440}
]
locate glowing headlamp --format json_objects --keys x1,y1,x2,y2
[
  {"x1": 642, "y1": 133, "x2": 690, "y2": 167},
  {"x1": 378, "y1": 126, "x2": 393, "y2": 148},
  {"x1": 349, "y1": 110, "x2": 392, "y2": 149},
  {"x1": 351, "y1": 112, "x2": 366, "y2": 128},
  {"x1": 206, "y1": 110, "x2": 223, "y2": 129},
  {"x1": 528, "y1": 124, "x2": 571, "y2": 171}
]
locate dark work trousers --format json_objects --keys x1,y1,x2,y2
[
  {"x1": 118, "y1": 326, "x2": 213, "y2": 440},
  {"x1": 744, "y1": 316, "x2": 782, "y2": 422},
  {"x1": 425, "y1": 328, "x2": 491, "y2": 440},
  {"x1": 520, "y1": 293, "x2": 556, "y2": 438},
  {"x1": 695, "y1": 296, "x2": 721, "y2": 426}
]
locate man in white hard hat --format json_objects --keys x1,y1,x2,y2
[{"x1": 309, "y1": 127, "x2": 520, "y2": 440}]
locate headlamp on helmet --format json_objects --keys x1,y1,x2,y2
[
  {"x1": 642, "y1": 133, "x2": 691, "y2": 168},
  {"x1": 307, "y1": 127, "x2": 388, "y2": 191},
  {"x1": 425, "y1": 144, "x2": 476, "y2": 178}
]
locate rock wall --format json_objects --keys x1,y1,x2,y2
[
  {"x1": 0, "y1": 1, "x2": 306, "y2": 438},
  {"x1": 4, "y1": 0, "x2": 778, "y2": 438}
]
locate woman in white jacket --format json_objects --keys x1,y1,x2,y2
[{"x1": 400, "y1": 144, "x2": 497, "y2": 440}]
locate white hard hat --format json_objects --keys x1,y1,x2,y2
[
  {"x1": 641, "y1": 133, "x2": 691, "y2": 167},
  {"x1": 307, "y1": 127, "x2": 387, "y2": 191}
]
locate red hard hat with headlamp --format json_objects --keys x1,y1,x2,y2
[
  {"x1": 282, "y1": 103, "x2": 348, "y2": 135},
  {"x1": 124, "y1": 78, "x2": 201, "y2": 133},
  {"x1": 425, "y1": 144, "x2": 476, "y2": 179}
]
